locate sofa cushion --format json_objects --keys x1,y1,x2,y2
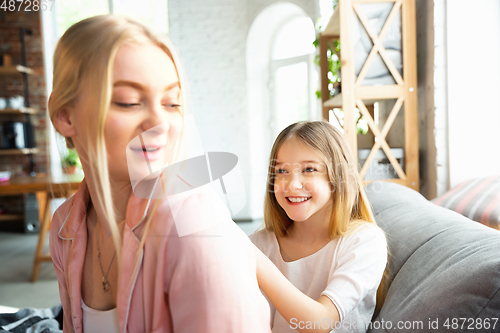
[
  {"x1": 432, "y1": 175, "x2": 500, "y2": 230},
  {"x1": 365, "y1": 181, "x2": 500, "y2": 332}
]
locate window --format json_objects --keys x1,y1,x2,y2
[
  {"x1": 42, "y1": 0, "x2": 169, "y2": 177},
  {"x1": 55, "y1": 0, "x2": 168, "y2": 37},
  {"x1": 271, "y1": 17, "x2": 317, "y2": 137},
  {"x1": 56, "y1": 0, "x2": 110, "y2": 37}
]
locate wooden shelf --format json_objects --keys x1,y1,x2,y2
[
  {"x1": 323, "y1": 93, "x2": 379, "y2": 109},
  {"x1": 320, "y1": 0, "x2": 419, "y2": 191},
  {"x1": 322, "y1": 7, "x2": 339, "y2": 38},
  {"x1": 0, "y1": 65, "x2": 34, "y2": 75},
  {"x1": 0, "y1": 107, "x2": 39, "y2": 114},
  {"x1": 323, "y1": 94, "x2": 343, "y2": 108},
  {"x1": 0, "y1": 214, "x2": 23, "y2": 222},
  {"x1": 0, "y1": 148, "x2": 39, "y2": 155}
]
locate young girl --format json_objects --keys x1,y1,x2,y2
[
  {"x1": 48, "y1": 15, "x2": 271, "y2": 333},
  {"x1": 251, "y1": 121, "x2": 388, "y2": 332}
]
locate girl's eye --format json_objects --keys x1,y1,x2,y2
[
  {"x1": 275, "y1": 168, "x2": 287, "y2": 174},
  {"x1": 304, "y1": 167, "x2": 317, "y2": 173}
]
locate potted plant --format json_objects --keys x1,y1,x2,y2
[{"x1": 62, "y1": 149, "x2": 80, "y2": 174}]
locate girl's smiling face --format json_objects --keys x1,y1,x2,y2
[{"x1": 273, "y1": 137, "x2": 333, "y2": 224}]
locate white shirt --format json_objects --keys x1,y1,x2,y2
[
  {"x1": 81, "y1": 299, "x2": 120, "y2": 333},
  {"x1": 250, "y1": 224, "x2": 387, "y2": 333}
]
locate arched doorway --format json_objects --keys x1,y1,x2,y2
[{"x1": 246, "y1": 2, "x2": 316, "y2": 219}]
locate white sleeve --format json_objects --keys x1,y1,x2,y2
[
  {"x1": 249, "y1": 231, "x2": 258, "y2": 244},
  {"x1": 321, "y1": 226, "x2": 387, "y2": 321},
  {"x1": 249, "y1": 229, "x2": 270, "y2": 254}
]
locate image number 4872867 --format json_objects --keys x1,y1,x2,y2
[{"x1": 0, "y1": 0, "x2": 56, "y2": 12}]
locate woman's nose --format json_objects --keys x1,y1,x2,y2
[{"x1": 141, "y1": 101, "x2": 170, "y2": 133}]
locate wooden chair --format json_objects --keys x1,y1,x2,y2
[{"x1": 32, "y1": 185, "x2": 77, "y2": 281}]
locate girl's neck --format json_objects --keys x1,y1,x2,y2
[
  {"x1": 287, "y1": 200, "x2": 333, "y2": 244},
  {"x1": 287, "y1": 214, "x2": 330, "y2": 245}
]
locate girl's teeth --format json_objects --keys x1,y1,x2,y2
[
  {"x1": 288, "y1": 197, "x2": 310, "y2": 203},
  {"x1": 144, "y1": 147, "x2": 159, "y2": 152}
]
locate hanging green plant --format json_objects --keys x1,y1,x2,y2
[
  {"x1": 313, "y1": 0, "x2": 367, "y2": 135},
  {"x1": 313, "y1": 38, "x2": 341, "y2": 100}
]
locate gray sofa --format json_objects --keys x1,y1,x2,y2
[{"x1": 365, "y1": 181, "x2": 500, "y2": 333}]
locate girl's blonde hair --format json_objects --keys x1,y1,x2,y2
[
  {"x1": 48, "y1": 15, "x2": 188, "y2": 264},
  {"x1": 263, "y1": 121, "x2": 389, "y2": 309},
  {"x1": 264, "y1": 121, "x2": 375, "y2": 238}
]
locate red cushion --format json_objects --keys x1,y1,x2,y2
[{"x1": 432, "y1": 175, "x2": 500, "y2": 230}]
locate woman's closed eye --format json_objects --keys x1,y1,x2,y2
[
  {"x1": 163, "y1": 103, "x2": 182, "y2": 110},
  {"x1": 113, "y1": 102, "x2": 182, "y2": 110},
  {"x1": 114, "y1": 102, "x2": 141, "y2": 108}
]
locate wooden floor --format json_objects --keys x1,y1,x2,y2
[{"x1": 0, "y1": 232, "x2": 59, "y2": 310}]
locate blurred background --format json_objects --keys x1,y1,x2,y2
[{"x1": 0, "y1": 0, "x2": 499, "y2": 310}]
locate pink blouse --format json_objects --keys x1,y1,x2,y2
[{"x1": 49, "y1": 178, "x2": 272, "y2": 333}]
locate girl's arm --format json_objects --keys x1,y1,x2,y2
[{"x1": 254, "y1": 245, "x2": 340, "y2": 333}]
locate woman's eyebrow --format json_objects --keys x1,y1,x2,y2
[{"x1": 113, "y1": 80, "x2": 180, "y2": 92}]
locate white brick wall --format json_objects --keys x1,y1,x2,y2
[{"x1": 168, "y1": 0, "x2": 319, "y2": 220}]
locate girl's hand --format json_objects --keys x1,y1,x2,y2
[{"x1": 253, "y1": 245, "x2": 340, "y2": 333}]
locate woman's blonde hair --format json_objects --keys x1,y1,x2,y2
[
  {"x1": 263, "y1": 121, "x2": 389, "y2": 308},
  {"x1": 48, "y1": 15, "x2": 188, "y2": 264}
]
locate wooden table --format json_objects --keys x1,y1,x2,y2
[{"x1": 0, "y1": 174, "x2": 83, "y2": 281}]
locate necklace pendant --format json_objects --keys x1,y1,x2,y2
[{"x1": 102, "y1": 277, "x2": 109, "y2": 292}]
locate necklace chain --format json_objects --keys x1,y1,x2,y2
[{"x1": 93, "y1": 207, "x2": 119, "y2": 294}]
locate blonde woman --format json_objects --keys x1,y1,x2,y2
[
  {"x1": 49, "y1": 15, "x2": 271, "y2": 333},
  {"x1": 251, "y1": 121, "x2": 388, "y2": 332}
]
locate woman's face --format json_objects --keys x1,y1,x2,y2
[{"x1": 72, "y1": 41, "x2": 183, "y2": 184}]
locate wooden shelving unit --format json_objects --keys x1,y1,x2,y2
[
  {"x1": 0, "y1": 214, "x2": 23, "y2": 222},
  {"x1": 0, "y1": 148, "x2": 39, "y2": 155},
  {"x1": 0, "y1": 65, "x2": 34, "y2": 75},
  {"x1": 319, "y1": 0, "x2": 419, "y2": 191},
  {"x1": 0, "y1": 107, "x2": 39, "y2": 114},
  {"x1": 0, "y1": 63, "x2": 39, "y2": 169}
]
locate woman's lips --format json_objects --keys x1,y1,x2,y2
[{"x1": 130, "y1": 145, "x2": 165, "y2": 161}]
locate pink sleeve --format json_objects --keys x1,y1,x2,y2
[
  {"x1": 49, "y1": 206, "x2": 75, "y2": 333},
  {"x1": 165, "y1": 194, "x2": 271, "y2": 332}
]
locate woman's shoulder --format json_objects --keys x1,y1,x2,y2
[
  {"x1": 50, "y1": 193, "x2": 78, "y2": 233},
  {"x1": 160, "y1": 186, "x2": 232, "y2": 237}
]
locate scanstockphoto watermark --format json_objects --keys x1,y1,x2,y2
[
  {"x1": 290, "y1": 317, "x2": 499, "y2": 331},
  {"x1": 289, "y1": 318, "x2": 425, "y2": 331}
]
